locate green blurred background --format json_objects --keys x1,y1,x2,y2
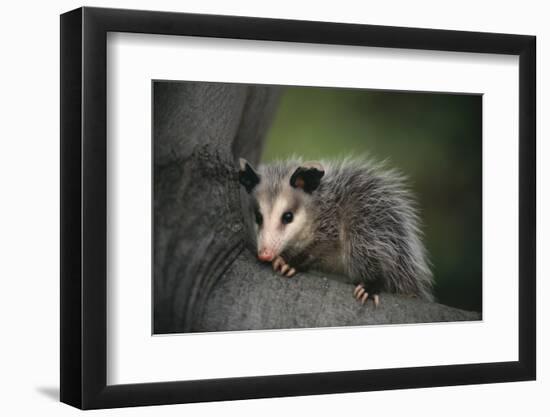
[{"x1": 262, "y1": 87, "x2": 482, "y2": 313}]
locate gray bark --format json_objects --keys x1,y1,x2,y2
[
  {"x1": 153, "y1": 82, "x2": 480, "y2": 334},
  {"x1": 198, "y1": 254, "x2": 479, "y2": 331}
]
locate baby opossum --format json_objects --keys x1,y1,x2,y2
[{"x1": 238, "y1": 157, "x2": 434, "y2": 306}]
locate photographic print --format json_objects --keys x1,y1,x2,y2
[
  {"x1": 61, "y1": 7, "x2": 535, "y2": 408},
  {"x1": 153, "y1": 81, "x2": 482, "y2": 334}
]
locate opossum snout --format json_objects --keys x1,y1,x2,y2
[{"x1": 258, "y1": 248, "x2": 275, "y2": 262}]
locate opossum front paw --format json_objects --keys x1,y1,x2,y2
[
  {"x1": 272, "y1": 256, "x2": 297, "y2": 277},
  {"x1": 353, "y1": 283, "x2": 380, "y2": 307}
]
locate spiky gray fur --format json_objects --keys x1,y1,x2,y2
[{"x1": 248, "y1": 157, "x2": 434, "y2": 300}]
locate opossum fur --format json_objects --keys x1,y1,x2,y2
[{"x1": 238, "y1": 156, "x2": 434, "y2": 301}]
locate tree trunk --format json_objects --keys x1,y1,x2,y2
[{"x1": 153, "y1": 82, "x2": 480, "y2": 334}]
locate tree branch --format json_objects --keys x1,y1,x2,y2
[{"x1": 195, "y1": 252, "x2": 480, "y2": 332}]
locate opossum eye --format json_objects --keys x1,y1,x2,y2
[
  {"x1": 254, "y1": 210, "x2": 263, "y2": 226},
  {"x1": 281, "y1": 211, "x2": 294, "y2": 225}
]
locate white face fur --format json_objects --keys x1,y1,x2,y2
[
  {"x1": 238, "y1": 158, "x2": 324, "y2": 262},
  {"x1": 254, "y1": 190, "x2": 311, "y2": 261}
]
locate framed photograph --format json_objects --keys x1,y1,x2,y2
[{"x1": 60, "y1": 6, "x2": 536, "y2": 409}]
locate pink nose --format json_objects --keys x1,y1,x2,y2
[{"x1": 258, "y1": 249, "x2": 275, "y2": 262}]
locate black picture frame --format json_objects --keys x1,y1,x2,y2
[{"x1": 60, "y1": 6, "x2": 536, "y2": 410}]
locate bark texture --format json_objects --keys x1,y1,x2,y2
[{"x1": 153, "y1": 82, "x2": 480, "y2": 334}]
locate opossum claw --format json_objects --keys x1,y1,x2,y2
[
  {"x1": 354, "y1": 283, "x2": 381, "y2": 306},
  {"x1": 272, "y1": 256, "x2": 285, "y2": 272},
  {"x1": 272, "y1": 256, "x2": 296, "y2": 278}
]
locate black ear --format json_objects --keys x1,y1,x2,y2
[
  {"x1": 290, "y1": 162, "x2": 325, "y2": 193},
  {"x1": 238, "y1": 158, "x2": 260, "y2": 193}
]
